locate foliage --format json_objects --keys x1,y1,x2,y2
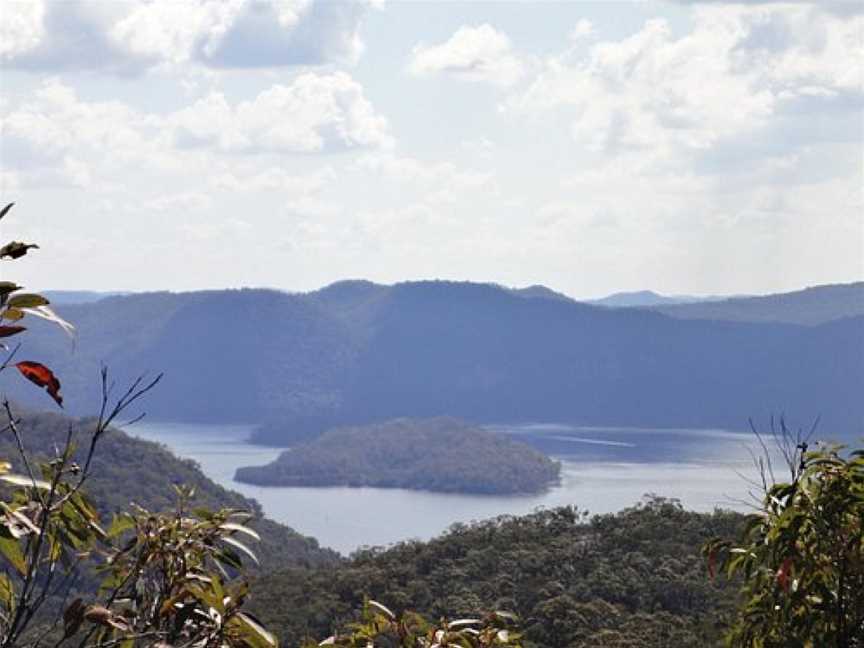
[
  {"x1": 236, "y1": 418, "x2": 560, "y2": 495},
  {"x1": 704, "y1": 442, "x2": 864, "y2": 647},
  {"x1": 250, "y1": 500, "x2": 744, "y2": 647},
  {"x1": 310, "y1": 600, "x2": 522, "y2": 648},
  {"x1": 77, "y1": 489, "x2": 277, "y2": 648},
  {"x1": 0, "y1": 202, "x2": 278, "y2": 647}
]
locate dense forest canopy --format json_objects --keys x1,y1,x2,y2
[
  {"x1": 235, "y1": 417, "x2": 561, "y2": 494},
  {"x1": 248, "y1": 499, "x2": 746, "y2": 648}
]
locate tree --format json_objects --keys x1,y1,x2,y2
[
  {"x1": 705, "y1": 424, "x2": 864, "y2": 647},
  {"x1": 0, "y1": 202, "x2": 524, "y2": 647},
  {"x1": 0, "y1": 202, "x2": 275, "y2": 647}
]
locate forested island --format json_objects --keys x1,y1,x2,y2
[{"x1": 235, "y1": 417, "x2": 561, "y2": 494}]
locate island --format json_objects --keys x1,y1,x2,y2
[{"x1": 235, "y1": 417, "x2": 561, "y2": 495}]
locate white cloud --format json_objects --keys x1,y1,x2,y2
[
  {"x1": 0, "y1": 0, "x2": 44, "y2": 59},
  {"x1": 1, "y1": 3, "x2": 860, "y2": 296},
  {"x1": 171, "y1": 72, "x2": 393, "y2": 153},
  {"x1": 569, "y1": 19, "x2": 594, "y2": 41},
  {"x1": 408, "y1": 24, "x2": 525, "y2": 86},
  {"x1": 148, "y1": 191, "x2": 214, "y2": 213},
  {"x1": 0, "y1": 79, "x2": 170, "y2": 188},
  {"x1": 1, "y1": 0, "x2": 379, "y2": 73},
  {"x1": 0, "y1": 73, "x2": 390, "y2": 193},
  {"x1": 209, "y1": 166, "x2": 336, "y2": 193},
  {"x1": 1, "y1": 1, "x2": 153, "y2": 74},
  {"x1": 504, "y1": 5, "x2": 863, "y2": 168},
  {"x1": 495, "y1": 2, "x2": 864, "y2": 293},
  {"x1": 669, "y1": 1, "x2": 864, "y2": 17},
  {"x1": 114, "y1": 0, "x2": 377, "y2": 68},
  {"x1": 352, "y1": 153, "x2": 494, "y2": 206}
]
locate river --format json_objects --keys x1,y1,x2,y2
[{"x1": 128, "y1": 421, "x2": 773, "y2": 555}]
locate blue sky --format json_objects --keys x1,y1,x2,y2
[{"x1": 1, "y1": 0, "x2": 861, "y2": 298}]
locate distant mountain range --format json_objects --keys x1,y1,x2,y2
[
  {"x1": 41, "y1": 290, "x2": 130, "y2": 304},
  {"x1": 586, "y1": 290, "x2": 726, "y2": 308},
  {"x1": 7, "y1": 281, "x2": 862, "y2": 442},
  {"x1": 648, "y1": 282, "x2": 864, "y2": 326}
]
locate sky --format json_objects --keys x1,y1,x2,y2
[{"x1": 0, "y1": 0, "x2": 862, "y2": 299}]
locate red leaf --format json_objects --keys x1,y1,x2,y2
[
  {"x1": 776, "y1": 557, "x2": 793, "y2": 592},
  {"x1": 15, "y1": 361, "x2": 63, "y2": 407},
  {"x1": 0, "y1": 326, "x2": 26, "y2": 338},
  {"x1": 707, "y1": 550, "x2": 716, "y2": 580}
]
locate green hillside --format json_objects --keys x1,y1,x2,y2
[
  {"x1": 0, "y1": 406, "x2": 339, "y2": 569},
  {"x1": 249, "y1": 499, "x2": 745, "y2": 647}
]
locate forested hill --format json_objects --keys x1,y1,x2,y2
[
  {"x1": 235, "y1": 417, "x2": 561, "y2": 494},
  {"x1": 248, "y1": 499, "x2": 745, "y2": 647},
  {"x1": 0, "y1": 406, "x2": 339, "y2": 569},
  {"x1": 648, "y1": 282, "x2": 864, "y2": 325},
  {"x1": 8, "y1": 281, "x2": 864, "y2": 441}
]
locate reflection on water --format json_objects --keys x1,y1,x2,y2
[{"x1": 129, "y1": 421, "x2": 775, "y2": 556}]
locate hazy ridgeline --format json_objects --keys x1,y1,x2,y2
[{"x1": 9, "y1": 280, "x2": 863, "y2": 444}]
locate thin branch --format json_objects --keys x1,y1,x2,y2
[
  {"x1": 66, "y1": 370, "x2": 163, "y2": 502},
  {"x1": 2, "y1": 429, "x2": 71, "y2": 647},
  {"x1": 0, "y1": 343, "x2": 22, "y2": 375},
  {"x1": 2, "y1": 399, "x2": 46, "y2": 507}
]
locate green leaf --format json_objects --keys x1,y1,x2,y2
[
  {"x1": 7, "y1": 293, "x2": 49, "y2": 308},
  {"x1": 448, "y1": 619, "x2": 481, "y2": 629},
  {"x1": 193, "y1": 507, "x2": 215, "y2": 520},
  {"x1": 215, "y1": 548, "x2": 243, "y2": 570},
  {"x1": 0, "y1": 473, "x2": 51, "y2": 489},
  {"x1": 0, "y1": 572, "x2": 14, "y2": 609},
  {"x1": 235, "y1": 611, "x2": 277, "y2": 647},
  {"x1": 0, "y1": 534, "x2": 27, "y2": 574},
  {"x1": 19, "y1": 304, "x2": 75, "y2": 338},
  {"x1": 368, "y1": 600, "x2": 396, "y2": 620},
  {"x1": 1, "y1": 308, "x2": 24, "y2": 321},
  {"x1": 218, "y1": 536, "x2": 259, "y2": 565},
  {"x1": 0, "y1": 282, "x2": 22, "y2": 297},
  {"x1": 219, "y1": 522, "x2": 261, "y2": 541},
  {"x1": 107, "y1": 514, "x2": 135, "y2": 539}
]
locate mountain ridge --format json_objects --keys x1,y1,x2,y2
[
  {"x1": 7, "y1": 281, "x2": 862, "y2": 442},
  {"x1": 586, "y1": 289, "x2": 724, "y2": 307}
]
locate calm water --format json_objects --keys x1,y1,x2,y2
[{"x1": 129, "y1": 421, "x2": 774, "y2": 555}]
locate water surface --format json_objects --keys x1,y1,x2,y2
[{"x1": 130, "y1": 421, "x2": 774, "y2": 555}]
